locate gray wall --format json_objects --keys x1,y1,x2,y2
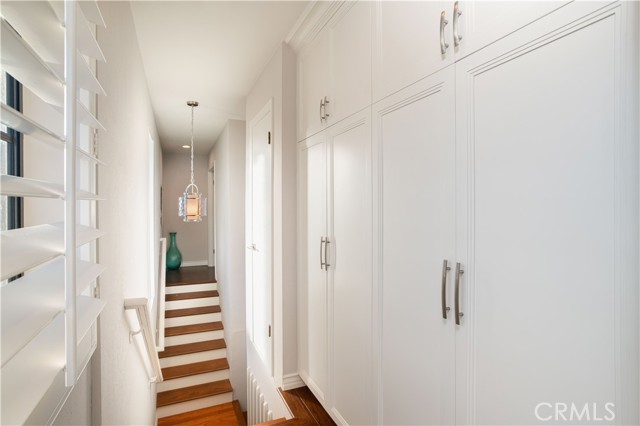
[{"x1": 162, "y1": 152, "x2": 210, "y2": 264}]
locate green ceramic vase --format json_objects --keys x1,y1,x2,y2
[{"x1": 166, "y1": 232, "x2": 182, "y2": 270}]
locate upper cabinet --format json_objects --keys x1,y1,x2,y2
[
  {"x1": 455, "y1": 1, "x2": 569, "y2": 58},
  {"x1": 372, "y1": 0, "x2": 571, "y2": 102},
  {"x1": 373, "y1": 1, "x2": 453, "y2": 102},
  {"x1": 297, "y1": 2, "x2": 372, "y2": 141}
]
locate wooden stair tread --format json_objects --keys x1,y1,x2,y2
[
  {"x1": 162, "y1": 358, "x2": 230, "y2": 380},
  {"x1": 157, "y1": 401, "x2": 244, "y2": 426},
  {"x1": 165, "y1": 322, "x2": 224, "y2": 337},
  {"x1": 166, "y1": 305, "x2": 221, "y2": 318},
  {"x1": 166, "y1": 290, "x2": 218, "y2": 301},
  {"x1": 157, "y1": 379, "x2": 233, "y2": 407},
  {"x1": 159, "y1": 339, "x2": 226, "y2": 358}
]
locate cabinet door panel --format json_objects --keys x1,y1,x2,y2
[
  {"x1": 377, "y1": 67, "x2": 456, "y2": 425},
  {"x1": 455, "y1": 3, "x2": 637, "y2": 424},
  {"x1": 373, "y1": 0, "x2": 452, "y2": 102},
  {"x1": 455, "y1": 1, "x2": 570, "y2": 60},
  {"x1": 329, "y1": 1, "x2": 372, "y2": 124},
  {"x1": 298, "y1": 31, "x2": 330, "y2": 141},
  {"x1": 301, "y1": 135, "x2": 329, "y2": 401},
  {"x1": 329, "y1": 110, "x2": 373, "y2": 425}
]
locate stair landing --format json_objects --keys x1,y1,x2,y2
[{"x1": 166, "y1": 265, "x2": 217, "y2": 286}]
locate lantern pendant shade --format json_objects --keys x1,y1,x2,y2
[
  {"x1": 178, "y1": 187, "x2": 207, "y2": 222},
  {"x1": 178, "y1": 101, "x2": 207, "y2": 223}
]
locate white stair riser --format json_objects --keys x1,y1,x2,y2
[
  {"x1": 164, "y1": 330, "x2": 224, "y2": 347},
  {"x1": 157, "y1": 370, "x2": 230, "y2": 392},
  {"x1": 160, "y1": 348, "x2": 227, "y2": 368},
  {"x1": 165, "y1": 283, "x2": 216, "y2": 294},
  {"x1": 156, "y1": 392, "x2": 233, "y2": 418},
  {"x1": 165, "y1": 297, "x2": 219, "y2": 310},
  {"x1": 165, "y1": 313, "x2": 220, "y2": 327}
]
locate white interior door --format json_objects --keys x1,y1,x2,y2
[
  {"x1": 454, "y1": 3, "x2": 638, "y2": 424},
  {"x1": 328, "y1": 109, "x2": 373, "y2": 425},
  {"x1": 302, "y1": 134, "x2": 329, "y2": 401},
  {"x1": 249, "y1": 105, "x2": 273, "y2": 373},
  {"x1": 376, "y1": 67, "x2": 456, "y2": 425}
]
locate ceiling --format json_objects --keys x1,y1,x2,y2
[{"x1": 130, "y1": 1, "x2": 309, "y2": 154}]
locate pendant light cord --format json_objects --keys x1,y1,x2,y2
[{"x1": 190, "y1": 104, "x2": 195, "y2": 188}]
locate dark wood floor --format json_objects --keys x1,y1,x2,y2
[
  {"x1": 279, "y1": 386, "x2": 336, "y2": 426},
  {"x1": 166, "y1": 265, "x2": 216, "y2": 286}
]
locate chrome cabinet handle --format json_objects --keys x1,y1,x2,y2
[
  {"x1": 324, "y1": 238, "x2": 330, "y2": 270},
  {"x1": 319, "y1": 98, "x2": 325, "y2": 122},
  {"x1": 440, "y1": 11, "x2": 449, "y2": 54},
  {"x1": 441, "y1": 259, "x2": 451, "y2": 319},
  {"x1": 320, "y1": 237, "x2": 326, "y2": 269},
  {"x1": 453, "y1": 1, "x2": 463, "y2": 47},
  {"x1": 323, "y1": 96, "x2": 330, "y2": 119},
  {"x1": 454, "y1": 262, "x2": 464, "y2": 325}
]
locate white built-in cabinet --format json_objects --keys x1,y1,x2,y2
[
  {"x1": 373, "y1": 1, "x2": 570, "y2": 102},
  {"x1": 375, "y1": 66, "x2": 456, "y2": 426},
  {"x1": 298, "y1": 109, "x2": 373, "y2": 425},
  {"x1": 297, "y1": 1, "x2": 372, "y2": 141},
  {"x1": 297, "y1": 1, "x2": 639, "y2": 425}
]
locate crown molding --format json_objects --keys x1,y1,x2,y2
[{"x1": 285, "y1": 0, "x2": 347, "y2": 53}]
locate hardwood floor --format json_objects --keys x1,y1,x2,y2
[
  {"x1": 278, "y1": 387, "x2": 336, "y2": 426},
  {"x1": 166, "y1": 266, "x2": 216, "y2": 286}
]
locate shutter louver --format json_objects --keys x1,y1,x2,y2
[{"x1": 0, "y1": 1, "x2": 107, "y2": 424}]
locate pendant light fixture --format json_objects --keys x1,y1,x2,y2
[{"x1": 178, "y1": 101, "x2": 207, "y2": 222}]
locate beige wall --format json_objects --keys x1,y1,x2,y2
[
  {"x1": 162, "y1": 152, "x2": 209, "y2": 264},
  {"x1": 91, "y1": 2, "x2": 162, "y2": 425},
  {"x1": 208, "y1": 119, "x2": 247, "y2": 408}
]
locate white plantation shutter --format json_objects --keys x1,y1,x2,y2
[{"x1": 0, "y1": 1, "x2": 107, "y2": 424}]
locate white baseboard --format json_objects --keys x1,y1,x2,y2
[
  {"x1": 282, "y1": 373, "x2": 305, "y2": 390},
  {"x1": 181, "y1": 260, "x2": 208, "y2": 267}
]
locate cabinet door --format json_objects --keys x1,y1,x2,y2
[
  {"x1": 455, "y1": 3, "x2": 638, "y2": 425},
  {"x1": 376, "y1": 67, "x2": 456, "y2": 425},
  {"x1": 327, "y1": 109, "x2": 373, "y2": 425},
  {"x1": 299, "y1": 134, "x2": 329, "y2": 402},
  {"x1": 328, "y1": 1, "x2": 372, "y2": 124},
  {"x1": 373, "y1": 1, "x2": 452, "y2": 102},
  {"x1": 454, "y1": 1, "x2": 570, "y2": 59},
  {"x1": 298, "y1": 30, "x2": 330, "y2": 142}
]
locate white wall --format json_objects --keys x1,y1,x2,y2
[
  {"x1": 90, "y1": 2, "x2": 162, "y2": 424},
  {"x1": 245, "y1": 42, "x2": 298, "y2": 385},
  {"x1": 208, "y1": 120, "x2": 247, "y2": 409},
  {"x1": 162, "y1": 152, "x2": 209, "y2": 264}
]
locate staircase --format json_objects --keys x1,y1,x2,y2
[{"x1": 157, "y1": 269, "x2": 245, "y2": 425}]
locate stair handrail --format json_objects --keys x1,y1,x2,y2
[
  {"x1": 124, "y1": 297, "x2": 164, "y2": 382},
  {"x1": 156, "y1": 237, "x2": 167, "y2": 351}
]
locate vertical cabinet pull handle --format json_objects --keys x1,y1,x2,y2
[
  {"x1": 454, "y1": 262, "x2": 464, "y2": 325},
  {"x1": 323, "y1": 96, "x2": 330, "y2": 119},
  {"x1": 320, "y1": 98, "x2": 325, "y2": 122},
  {"x1": 441, "y1": 259, "x2": 451, "y2": 319},
  {"x1": 324, "y1": 238, "x2": 330, "y2": 270},
  {"x1": 453, "y1": 1, "x2": 463, "y2": 47},
  {"x1": 320, "y1": 237, "x2": 326, "y2": 269},
  {"x1": 440, "y1": 11, "x2": 449, "y2": 54}
]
